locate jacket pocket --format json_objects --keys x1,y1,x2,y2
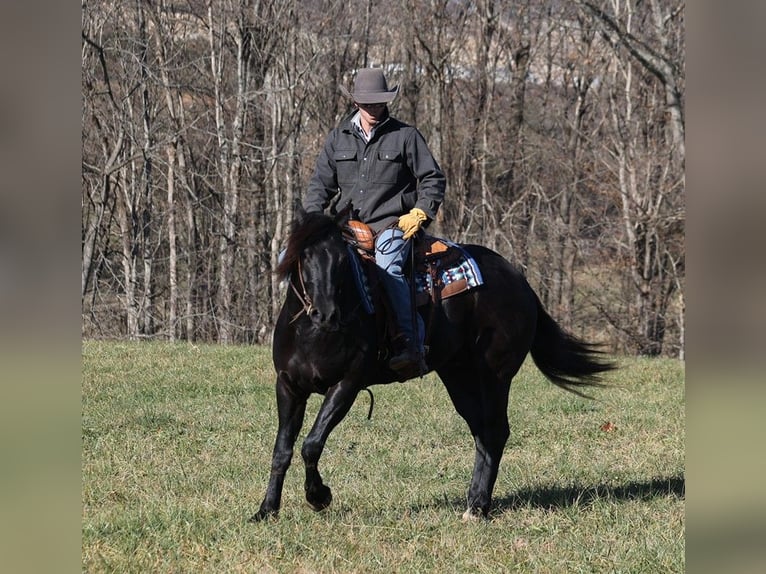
[
  {"x1": 375, "y1": 149, "x2": 403, "y2": 184},
  {"x1": 333, "y1": 149, "x2": 358, "y2": 184}
]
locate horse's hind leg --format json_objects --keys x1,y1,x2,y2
[
  {"x1": 300, "y1": 380, "x2": 359, "y2": 512},
  {"x1": 250, "y1": 373, "x2": 307, "y2": 522},
  {"x1": 438, "y1": 362, "x2": 511, "y2": 520}
]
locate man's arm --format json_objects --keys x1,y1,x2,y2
[
  {"x1": 406, "y1": 128, "x2": 446, "y2": 220},
  {"x1": 303, "y1": 130, "x2": 339, "y2": 213}
]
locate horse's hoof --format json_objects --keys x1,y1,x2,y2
[
  {"x1": 248, "y1": 508, "x2": 277, "y2": 523},
  {"x1": 462, "y1": 508, "x2": 486, "y2": 522},
  {"x1": 306, "y1": 484, "x2": 333, "y2": 511}
]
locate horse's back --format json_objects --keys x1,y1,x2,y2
[
  {"x1": 428, "y1": 244, "x2": 538, "y2": 373},
  {"x1": 460, "y1": 244, "x2": 537, "y2": 307}
]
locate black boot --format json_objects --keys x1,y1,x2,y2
[{"x1": 388, "y1": 337, "x2": 427, "y2": 380}]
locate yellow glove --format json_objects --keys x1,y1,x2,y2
[{"x1": 398, "y1": 207, "x2": 428, "y2": 240}]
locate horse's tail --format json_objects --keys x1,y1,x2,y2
[{"x1": 529, "y1": 296, "x2": 616, "y2": 398}]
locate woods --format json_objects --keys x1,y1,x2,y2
[{"x1": 81, "y1": 0, "x2": 685, "y2": 357}]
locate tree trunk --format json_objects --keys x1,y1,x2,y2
[
  {"x1": 208, "y1": 3, "x2": 246, "y2": 344},
  {"x1": 116, "y1": 165, "x2": 140, "y2": 339},
  {"x1": 136, "y1": 0, "x2": 155, "y2": 337}
]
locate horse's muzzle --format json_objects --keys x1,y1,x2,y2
[{"x1": 309, "y1": 307, "x2": 342, "y2": 332}]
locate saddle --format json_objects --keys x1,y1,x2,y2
[{"x1": 342, "y1": 220, "x2": 483, "y2": 309}]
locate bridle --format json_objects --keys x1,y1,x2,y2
[{"x1": 288, "y1": 259, "x2": 315, "y2": 323}]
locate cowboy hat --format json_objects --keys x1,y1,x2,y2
[{"x1": 340, "y1": 68, "x2": 399, "y2": 104}]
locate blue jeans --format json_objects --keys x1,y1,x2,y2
[{"x1": 375, "y1": 228, "x2": 424, "y2": 350}]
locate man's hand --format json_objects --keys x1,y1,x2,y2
[{"x1": 398, "y1": 208, "x2": 428, "y2": 240}]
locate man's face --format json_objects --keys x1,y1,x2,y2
[{"x1": 355, "y1": 102, "x2": 386, "y2": 126}]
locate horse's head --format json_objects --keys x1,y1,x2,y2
[{"x1": 277, "y1": 209, "x2": 356, "y2": 332}]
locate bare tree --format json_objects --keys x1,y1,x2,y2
[
  {"x1": 81, "y1": 11, "x2": 124, "y2": 303},
  {"x1": 579, "y1": 0, "x2": 684, "y2": 355},
  {"x1": 83, "y1": 0, "x2": 159, "y2": 339},
  {"x1": 81, "y1": 0, "x2": 684, "y2": 356},
  {"x1": 205, "y1": 0, "x2": 255, "y2": 343},
  {"x1": 579, "y1": 0, "x2": 684, "y2": 162},
  {"x1": 402, "y1": 0, "x2": 469, "y2": 235},
  {"x1": 146, "y1": 0, "x2": 182, "y2": 340},
  {"x1": 545, "y1": 9, "x2": 601, "y2": 328}
]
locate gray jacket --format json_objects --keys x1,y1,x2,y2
[{"x1": 303, "y1": 111, "x2": 446, "y2": 232}]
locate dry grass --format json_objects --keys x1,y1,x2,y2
[{"x1": 82, "y1": 341, "x2": 684, "y2": 572}]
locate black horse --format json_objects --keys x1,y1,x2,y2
[{"x1": 251, "y1": 209, "x2": 614, "y2": 522}]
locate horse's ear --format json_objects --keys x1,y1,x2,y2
[
  {"x1": 294, "y1": 206, "x2": 308, "y2": 226},
  {"x1": 334, "y1": 200, "x2": 353, "y2": 227}
]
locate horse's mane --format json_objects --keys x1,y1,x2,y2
[{"x1": 276, "y1": 211, "x2": 340, "y2": 281}]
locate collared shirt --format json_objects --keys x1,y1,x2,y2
[{"x1": 351, "y1": 111, "x2": 390, "y2": 143}]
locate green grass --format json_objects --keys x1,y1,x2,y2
[{"x1": 82, "y1": 341, "x2": 684, "y2": 573}]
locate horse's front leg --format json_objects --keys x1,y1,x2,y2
[
  {"x1": 301, "y1": 379, "x2": 360, "y2": 512},
  {"x1": 249, "y1": 373, "x2": 307, "y2": 522}
]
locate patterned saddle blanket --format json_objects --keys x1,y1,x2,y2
[
  {"x1": 344, "y1": 224, "x2": 484, "y2": 314},
  {"x1": 412, "y1": 236, "x2": 484, "y2": 306}
]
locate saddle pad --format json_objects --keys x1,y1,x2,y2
[{"x1": 413, "y1": 240, "x2": 483, "y2": 305}]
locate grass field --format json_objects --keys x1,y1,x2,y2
[{"x1": 82, "y1": 340, "x2": 684, "y2": 573}]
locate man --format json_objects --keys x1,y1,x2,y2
[{"x1": 303, "y1": 67, "x2": 446, "y2": 379}]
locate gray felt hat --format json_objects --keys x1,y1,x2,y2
[{"x1": 340, "y1": 68, "x2": 399, "y2": 103}]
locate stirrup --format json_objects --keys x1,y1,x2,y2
[{"x1": 388, "y1": 346, "x2": 427, "y2": 380}]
